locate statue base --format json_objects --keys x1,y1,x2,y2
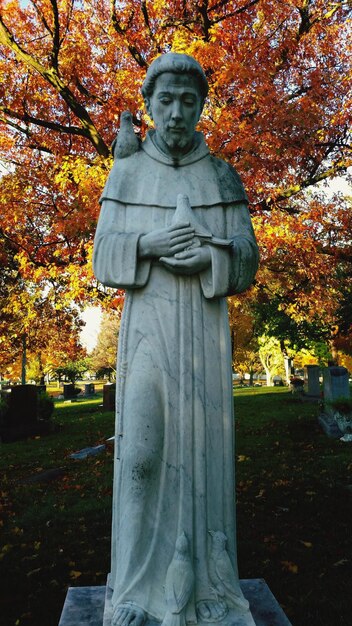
[{"x1": 58, "y1": 579, "x2": 292, "y2": 626}]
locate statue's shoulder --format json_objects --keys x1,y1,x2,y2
[
  {"x1": 208, "y1": 154, "x2": 247, "y2": 199},
  {"x1": 112, "y1": 147, "x2": 149, "y2": 172}
]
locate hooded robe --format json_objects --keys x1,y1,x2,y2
[{"x1": 93, "y1": 131, "x2": 259, "y2": 623}]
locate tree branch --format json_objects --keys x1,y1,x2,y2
[
  {"x1": 141, "y1": 0, "x2": 161, "y2": 53},
  {"x1": 1, "y1": 105, "x2": 89, "y2": 137},
  {"x1": 49, "y1": 0, "x2": 61, "y2": 68},
  {"x1": 0, "y1": 15, "x2": 110, "y2": 156},
  {"x1": 110, "y1": 0, "x2": 148, "y2": 68}
]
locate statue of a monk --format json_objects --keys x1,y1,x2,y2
[{"x1": 93, "y1": 53, "x2": 259, "y2": 626}]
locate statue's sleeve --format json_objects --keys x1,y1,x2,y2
[
  {"x1": 93, "y1": 199, "x2": 151, "y2": 288},
  {"x1": 200, "y1": 202, "x2": 259, "y2": 298}
]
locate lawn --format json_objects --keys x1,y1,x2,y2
[{"x1": 0, "y1": 388, "x2": 351, "y2": 626}]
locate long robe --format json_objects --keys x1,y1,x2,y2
[{"x1": 93, "y1": 132, "x2": 259, "y2": 623}]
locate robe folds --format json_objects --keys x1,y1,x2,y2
[{"x1": 93, "y1": 131, "x2": 259, "y2": 623}]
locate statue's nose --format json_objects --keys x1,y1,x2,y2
[{"x1": 171, "y1": 100, "x2": 182, "y2": 120}]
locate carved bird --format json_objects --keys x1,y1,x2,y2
[
  {"x1": 112, "y1": 110, "x2": 140, "y2": 159},
  {"x1": 172, "y1": 194, "x2": 232, "y2": 249},
  {"x1": 173, "y1": 194, "x2": 212, "y2": 242},
  {"x1": 208, "y1": 530, "x2": 249, "y2": 613},
  {"x1": 161, "y1": 532, "x2": 194, "y2": 626}
]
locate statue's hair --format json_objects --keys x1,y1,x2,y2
[{"x1": 141, "y1": 53, "x2": 209, "y2": 105}]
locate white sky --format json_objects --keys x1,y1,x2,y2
[{"x1": 80, "y1": 306, "x2": 102, "y2": 352}]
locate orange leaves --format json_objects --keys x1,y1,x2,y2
[{"x1": 0, "y1": 0, "x2": 350, "y2": 368}]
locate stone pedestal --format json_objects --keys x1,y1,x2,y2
[{"x1": 58, "y1": 580, "x2": 292, "y2": 626}]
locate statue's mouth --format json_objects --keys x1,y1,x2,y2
[{"x1": 168, "y1": 126, "x2": 185, "y2": 133}]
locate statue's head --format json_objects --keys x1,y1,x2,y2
[{"x1": 141, "y1": 53, "x2": 209, "y2": 157}]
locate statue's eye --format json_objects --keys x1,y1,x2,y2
[{"x1": 159, "y1": 97, "x2": 172, "y2": 104}]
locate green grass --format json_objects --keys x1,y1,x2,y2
[
  {"x1": 234, "y1": 387, "x2": 352, "y2": 626},
  {"x1": 1, "y1": 389, "x2": 351, "y2": 626}
]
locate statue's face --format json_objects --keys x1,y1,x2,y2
[{"x1": 146, "y1": 72, "x2": 202, "y2": 156}]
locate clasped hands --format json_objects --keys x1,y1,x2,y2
[{"x1": 138, "y1": 222, "x2": 211, "y2": 275}]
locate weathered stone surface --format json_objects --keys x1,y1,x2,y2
[
  {"x1": 92, "y1": 53, "x2": 259, "y2": 625},
  {"x1": 304, "y1": 365, "x2": 320, "y2": 398},
  {"x1": 58, "y1": 580, "x2": 292, "y2": 626}
]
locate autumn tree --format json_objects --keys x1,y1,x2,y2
[
  {"x1": 0, "y1": 288, "x2": 85, "y2": 381},
  {"x1": 0, "y1": 0, "x2": 351, "y2": 358},
  {"x1": 90, "y1": 309, "x2": 120, "y2": 379},
  {"x1": 229, "y1": 296, "x2": 262, "y2": 384},
  {"x1": 258, "y1": 335, "x2": 286, "y2": 386}
]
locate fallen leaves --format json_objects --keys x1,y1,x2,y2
[
  {"x1": 300, "y1": 540, "x2": 313, "y2": 549},
  {"x1": 281, "y1": 560, "x2": 299, "y2": 574}
]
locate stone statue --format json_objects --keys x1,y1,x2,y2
[{"x1": 93, "y1": 53, "x2": 259, "y2": 626}]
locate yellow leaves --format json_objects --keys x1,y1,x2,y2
[
  {"x1": 70, "y1": 570, "x2": 82, "y2": 580},
  {"x1": 0, "y1": 543, "x2": 13, "y2": 560},
  {"x1": 171, "y1": 29, "x2": 196, "y2": 54},
  {"x1": 281, "y1": 560, "x2": 298, "y2": 574},
  {"x1": 237, "y1": 455, "x2": 251, "y2": 462},
  {"x1": 54, "y1": 155, "x2": 111, "y2": 192},
  {"x1": 300, "y1": 540, "x2": 313, "y2": 548}
]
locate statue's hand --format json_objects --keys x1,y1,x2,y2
[
  {"x1": 138, "y1": 223, "x2": 195, "y2": 259},
  {"x1": 160, "y1": 246, "x2": 211, "y2": 275}
]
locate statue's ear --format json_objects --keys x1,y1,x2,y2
[{"x1": 145, "y1": 97, "x2": 153, "y2": 120}]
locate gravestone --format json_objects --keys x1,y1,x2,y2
[
  {"x1": 63, "y1": 383, "x2": 79, "y2": 399},
  {"x1": 103, "y1": 384, "x2": 115, "y2": 411},
  {"x1": 304, "y1": 365, "x2": 320, "y2": 398},
  {"x1": 8, "y1": 384, "x2": 37, "y2": 425},
  {"x1": 284, "y1": 356, "x2": 293, "y2": 384},
  {"x1": 318, "y1": 366, "x2": 350, "y2": 437},
  {"x1": 323, "y1": 366, "x2": 350, "y2": 413},
  {"x1": 85, "y1": 383, "x2": 95, "y2": 396},
  {"x1": 273, "y1": 375, "x2": 283, "y2": 387},
  {"x1": 0, "y1": 384, "x2": 54, "y2": 442}
]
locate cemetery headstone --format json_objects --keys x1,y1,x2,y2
[
  {"x1": 304, "y1": 365, "x2": 320, "y2": 398},
  {"x1": 8, "y1": 384, "x2": 37, "y2": 425},
  {"x1": 323, "y1": 366, "x2": 350, "y2": 411},
  {"x1": 84, "y1": 383, "x2": 95, "y2": 396},
  {"x1": 273, "y1": 375, "x2": 283, "y2": 386},
  {"x1": 103, "y1": 383, "x2": 116, "y2": 411},
  {"x1": 318, "y1": 366, "x2": 350, "y2": 437},
  {"x1": 0, "y1": 384, "x2": 54, "y2": 442},
  {"x1": 63, "y1": 383, "x2": 79, "y2": 399}
]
